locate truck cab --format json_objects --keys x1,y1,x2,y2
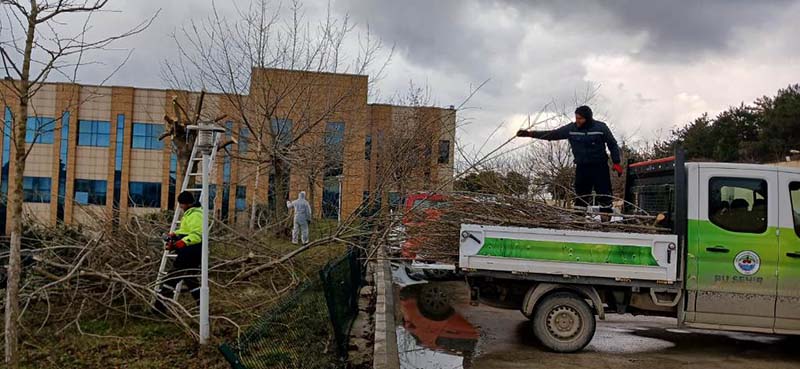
[{"x1": 681, "y1": 162, "x2": 800, "y2": 333}]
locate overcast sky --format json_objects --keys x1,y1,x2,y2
[{"x1": 3, "y1": 0, "x2": 799, "y2": 157}]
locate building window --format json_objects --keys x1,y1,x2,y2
[
  {"x1": 239, "y1": 127, "x2": 250, "y2": 153},
  {"x1": 129, "y1": 181, "x2": 162, "y2": 208},
  {"x1": 235, "y1": 186, "x2": 247, "y2": 211},
  {"x1": 325, "y1": 121, "x2": 345, "y2": 176},
  {"x1": 22, "y1": 177, "x2": 51, "y2": 203},
  {"x1": 131, "y1": 122, "x2": 164, "y2": 150},
  {"x1": 708, "y1": 177, "x2": 767, "y2": 234},
  {"x1": 271, "y1": 118, "x2": 292, "y2": 146},
  {"x1": 25, "y1": 116, "x2": 56, "y2": 144},
  {"x1": 74, "y1": 179, "x2": 107, "y2": 205},
  {"x1": 438, "y1": 140, "x2": 450, "y2": 164},
  {"x1": 388, "y1": 192, "x2": 402, "y2": 211},
  {"x1": 364, "y1": 134, "x2": 372, "y2": 161},
  {"x1": 77, "y1": 120, "x2": 110, "y2": 147},
  {"x1": 208, "y1": 184, "x2": 217, "y2": 210}
]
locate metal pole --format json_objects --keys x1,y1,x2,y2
[{"x1": 199, "y1": 153, "x2": 210, "y2": 344}]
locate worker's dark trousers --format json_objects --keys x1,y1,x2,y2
[
  {"x1": 574, "y1": 162, "x2": 613, "y2": 212},
  {"x1": 157, "y1": 245, "x2": 201, "y2": 303}
]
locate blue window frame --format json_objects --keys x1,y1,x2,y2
[
  {"x1": 77, "y1": 120, "x2": 110, "y2": 147},
  {"x1": 74, "y1": 179, "x2": 107, "y2": 205},
  {"x1": 325, "y1": 121, "x2": 345, "y2": 146},
  {"x1": 25, "y1": 116, "x2": 56, "y2": 144},
  {"x1": 208, "y1": 184, "x2": 217, "y2": 210},
  {"x1": 239, "y1": 127, "x2": 250, "y2": 153},
  {"x1": 23, "y1": 177, "x2": 51, "y2": 203},
  {"x1": 364, "y1": 134, "x2": 372, "y2": 160},
  {"x1": 128, "y1": 182, "x2": 162, "y2": 207},
  {"x1": 131, "y1": 122, "x2": 164, "y2": 150},
  {"x1": 235, "y1": 185, "x2": 246, "y2": 211},
  {"x1": 324, "y1": 122, "x2": 345, "y2": 176},
  {"x1": 438, "y1": 140, "x2": 451, "y2": 164},
  {"x1": 388, "y1": 192, "x2": 402, "y2": 211}
]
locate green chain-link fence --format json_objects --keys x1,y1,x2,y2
[{"x1": 219, "y1": 248, "x2": 364, "y2": 369}]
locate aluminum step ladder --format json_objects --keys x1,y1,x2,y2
[{"x1": 153, "y1": 130, "x2": 223, "y2": 302}]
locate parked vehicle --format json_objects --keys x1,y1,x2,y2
[{"x1": 437, "y1": 152, "x2": 800, "y2": 352}]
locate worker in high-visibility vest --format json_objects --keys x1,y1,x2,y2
[{"x1": 153, "y1": 191, "x2": 203, "y2": 313}]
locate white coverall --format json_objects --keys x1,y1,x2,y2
[{"x1": 286, "y1": 191, "x2": 312, "y2": 244}]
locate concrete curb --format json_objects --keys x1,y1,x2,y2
[{"x1": 372, "y1": 246, "x2": 400, "y2": 369}]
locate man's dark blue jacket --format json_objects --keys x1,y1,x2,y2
[{"x1": 532, "y1": 120, "x2": 621, "y2": 165}]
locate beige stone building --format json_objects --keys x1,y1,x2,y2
[{"x1": 0, "y1": 68, "x2": 455, "y2": 231}]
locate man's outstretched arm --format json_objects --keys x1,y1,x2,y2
[{"x1": 517, "y1": 123, "x2": 572, "y2": 141}]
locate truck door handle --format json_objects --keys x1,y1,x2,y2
[
  {"x1": 786, "y1": 252, "x2": 800, "y2": 258},
  {"x1": 706, "y1": 246, "x2": 729, "y2": 253}
]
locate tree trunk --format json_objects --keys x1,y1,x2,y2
[
  {"x1": 5, "y1": 8, "x2": 36, "y2": 368},
  {"x1": 307, "y1": 175, "x2": 316, "y2": 219},
  {"x1": 249, "y1": 163, "x2": 260, "y2": 229},
  {"x1": 273, "y1": 159, "x2": 289, "y2": 234}
]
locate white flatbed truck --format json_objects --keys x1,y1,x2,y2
[{"x1": 438, "y1": 152, "x2": 800, "y2": 352}]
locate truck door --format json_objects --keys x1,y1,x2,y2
[
  {"x1": 775, "y1": 171, "x2": 800, "y2": 333},
  {"x1": 691, "y1": 168, "x2": 778, "y2": 330}
]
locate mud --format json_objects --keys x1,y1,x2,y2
[{"x1": 394, "y1": 280, "x2": 800, "y2": 369}]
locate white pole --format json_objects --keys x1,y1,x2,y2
[{"x1": 199, "y1": 153, "x2": 210, "y2": 344}]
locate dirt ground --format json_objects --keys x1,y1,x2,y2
[{"x1": 396, "y1": 281, "x2": 800, "y2": 369}]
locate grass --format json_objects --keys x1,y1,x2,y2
[{"x1": 18, "y1": 222, "x2": 348, "y2": 369}]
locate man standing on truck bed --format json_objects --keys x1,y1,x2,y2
[{"x1": 516, "y1": 105, "x2": 622, "y2": 212}]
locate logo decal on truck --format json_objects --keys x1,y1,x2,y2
[{"x1": 733, "y1": 251, "x2": 760, "y2": 275}]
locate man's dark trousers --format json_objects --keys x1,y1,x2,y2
[
  {"x1": 574, "y1": 162, "x2": 613, "y2": 212},
  {"x1": 157, "y1": 245, "x2": 201, "y2": 303}
]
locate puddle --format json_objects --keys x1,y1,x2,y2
[
  {"x1": 587, "y1": 325, "x2": 676, "y2": 353},
  {"x1": 395, "y1": 283, "x2": 478, "y2": 369}
]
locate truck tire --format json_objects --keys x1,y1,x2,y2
[
  {"x1": 532, "y1": 292, "x2": 596, "y2": 353},
  {"x1": 417, "y1": 284, "x2": 453, "y2": 320}
]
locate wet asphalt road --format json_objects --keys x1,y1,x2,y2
[{"x1": 395, "y1": 280, "x2": 800, "y2": 369}]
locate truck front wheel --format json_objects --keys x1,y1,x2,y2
[{"x1": 532, "y1": 292, "x2": 596, "y2": 353}]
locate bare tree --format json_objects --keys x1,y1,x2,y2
[
  {"x1": 163, "y1": 0, "x2": 392, "y2": 230},
  {"x1": 0, "y1": 1, "x2": 155, "y2": 366}
]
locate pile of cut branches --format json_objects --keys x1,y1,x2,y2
[
  {"x1": 4, "y1": 205, "x2": 361, "y2": 340},
  {"x1": 404, "y1": 193, "x2": 669, "y2": 264}
]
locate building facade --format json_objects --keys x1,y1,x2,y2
[{"x1": 0, "y1": 68, "x2": 455, "y2": 231}]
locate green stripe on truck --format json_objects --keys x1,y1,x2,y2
[{"x1": 477, "y1": 237, "x2": 659, "y2": 266}]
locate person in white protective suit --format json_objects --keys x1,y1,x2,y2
[{"x1": 286, "y1": 191, "x2": 312, "y2": 244}]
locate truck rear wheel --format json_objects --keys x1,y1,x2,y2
[{"x1": 532, "y1": 292, "x2": 596, "y2": 353}]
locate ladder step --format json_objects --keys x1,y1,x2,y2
[{"x1": 185, "y1": 188, "x2": 202, "y2": 192}]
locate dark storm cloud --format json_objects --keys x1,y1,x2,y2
[{"x1": 494, "y1": 0, "x2": 793, "y2": 59}]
